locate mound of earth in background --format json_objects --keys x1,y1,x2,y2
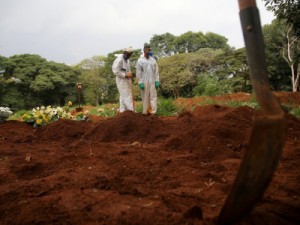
[{"x1": 0, "y1": 92, "x2": 300, "y2": 225}]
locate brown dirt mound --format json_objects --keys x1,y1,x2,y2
[
  {"x1": 164, "y1": 105, "x2": 255, "y2": 161},
  {"x1": 274, "y1": 91, "x2": 300, "y2": 106},
  {"x1": 35, "y1": 119, "x2": 94, "y2": 142},
  {"x1": 84, "y1": 111, "x2": 168, "y2": 144},
  {"x1": 0, "y1": 93, "x2": 300, "y2": 225}
]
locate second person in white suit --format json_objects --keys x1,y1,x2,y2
[{"x1": 136, "y1": 44, "x2": 160, "y2": 115}]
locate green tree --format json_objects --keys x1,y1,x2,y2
[
  {"x1": 158, "y1": 48, "x2": 222, "y2": 98},
  {"x1": 205, "y1": 32, "x2": 229, "y2": 49},
  {"x1": 263, "y1": 21, "x2": 293, "y2": 91},
  {"x1": 149, "y1": 33, "x2": 177, "y2": 58},
  {"x1": 0, "y1": 54, "x2": 79, "y2": 110},
  {"x1": 263, "y1": 20, "x2": 300, "y2": 91},
  {"x1": 76, "y1": 55, "x2": 107, "y2": 106},
  {"x1": 159, "y1": 53, "x2": 195, "y2": 98},
  {"x1": 174, "y1": 31, "x2": 207, "y2": 53},
  {"x1": 264, "y1": 0, "x2": 300, "y2": 36},
  {"x1": 193, "y1": 74, "x2": 223, "y2": 96},
  {"x1": 214, "y1": 48, "x2": 251, "y2": 93}
]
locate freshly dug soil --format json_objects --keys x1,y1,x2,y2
[{"x1": 0, "y1": 92, "x2": 299, "y2": 225}]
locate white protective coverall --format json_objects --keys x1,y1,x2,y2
[
  {"x1": 112, "y1": 54, "x2": 133, "y2": 112},
  {"x1": 136, "y1": 56, "x2": 159, "y2": 114}
]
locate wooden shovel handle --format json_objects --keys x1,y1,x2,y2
[{"x1": 238, "y1": 0, "x2": 256, "y2": 10}]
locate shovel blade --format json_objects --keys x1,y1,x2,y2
[{"x1": 217, "y1": 113, "x2": 286, "y2": 224}]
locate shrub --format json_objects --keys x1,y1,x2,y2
[{"x1": 157, "y1": 98, "x2": 183, "y2": 116}]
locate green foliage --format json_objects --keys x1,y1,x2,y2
[
  {"x1": 149, "y1": 33, "x2": 177, "y2": 58},
  {"x1": 264, "y1": 0, "x2": 300, "y2": 37},
  {"x1": 214, "y1": 48, "x2": 252, "y2": 93},
  {"x1": 149, "y1": 31, "x2": 229, "y2": 58},
  {"x1": 193, "y1": 75, "x2": 223, "y2": 96},
  {"x1": 280, "y1": 104, "x2": 293, "y2": 112},
  {"x1": 290, "y1": 107, "x2": 300, "y2": 117},
  {"x1": 0, "y1": 86, "x2": 25, "y2": 111},
  {"x1": 0, "y1": 54, "x2": 80, "y2": 110},
  {"x1": 196, "y1": 98, "x2": 217, "y2": 107},
  {"x1": 134, "y1": 102, "x2": 143, "y2": 114},
  {"x1": 224, "y1": 101, "x2": 260, "y2": 109},
  {"x1": 121, "y1": 98, "x2": 183, "y2": 116},
  {"x1": 88, "y1": 105, "x2": 118, "y2": 117},
  {"x1": 175, "y1": 31, "x2": 207, "y2": 53},
  {"x1": 262, "y1": 20, "x2": 299, "y2": 91},
  {"x1": 158, "y1": 53, "x2": 195, "y2": 98},
  {"x1": 8, "y1": 109, "x2": 31, "y2": 121},
  {"x1": 205, "y1": 32, "x2": 229, "y2": 49},
  {"x1": 156, "y1": 98, "x2": 183, "y2": 116},
  {"x1": 158, "y1": 48, "x2": 223, "y2": 98},
  {"x1": 197, "y1": 98, "x2": 260, "y2": 110}
]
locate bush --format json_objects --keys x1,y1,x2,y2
[
  {"x1": 193, "y1": 75, "x2": 223, "y2": 97},
  {"x1": 157, "y1": 98, "x2": 183, "y2": 116}
]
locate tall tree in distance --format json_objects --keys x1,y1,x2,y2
[
  {"x1": 149, "y1": 33, "x2": 177, "y2": 58},
  {"x1": 149, "y1": 31, "x2": 229, "y2": 59},
  {"x1": 75, "y1": 56, "x2": 107, "y2": 106},
  {"x1": 263, "y1": 21, "x2": 291, "y2": 91},
  {"x1": 263, "y1": 0, "x2": 300, "y2": 91},
  {"x1": 264, "y1": 0, "x2": 300, "y2": 36}
]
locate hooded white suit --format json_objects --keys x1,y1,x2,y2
[
  {"x1": 136, "y1": 55, "x2": 159, "y2": 114},
  {"x1": 112, "y1": 54, "x2": 133, "y2": 113}
]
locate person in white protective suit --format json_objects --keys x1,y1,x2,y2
[
  {"x1": 136, "y1": 44, "x2": 160, "y2": 115},
  {"x1": 112, "y1": 47, "x2": 134, "y2": 113}
]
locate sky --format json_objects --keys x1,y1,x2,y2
[{"x1": 0, "y1": 0, "x2": 275, "y2": 65}]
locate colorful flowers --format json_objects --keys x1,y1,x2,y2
[{"x1": 22, "y1": 106, "x2": 72, "y2": 127}]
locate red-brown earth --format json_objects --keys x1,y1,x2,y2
[{"x1": 0, "y1": 92, "x2": 299, "y2": 225}]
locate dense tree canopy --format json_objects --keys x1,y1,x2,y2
[
  {"x1": 149, "y1": 31, "x2": 229, "y2": 59},
  {"x1": 263, "y1": 20, "x2": 293, "y2": 90},
  {"x1": 158, "y1": 48, "x2": 223, "y2": 98},
  {"x1": 0, "y1": 54, "x2": 79, "y2": 110},
  {"x1": 264, "y1": 0, "x2": 300, "y2": 37}
]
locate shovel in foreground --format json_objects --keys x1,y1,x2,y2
[{"x1": 217, "y1": 0, "x2": 287, "y2": 224}]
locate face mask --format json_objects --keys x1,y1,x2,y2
[{"x1": 147, "y1": 51, "x2": 153, "y2": 57}]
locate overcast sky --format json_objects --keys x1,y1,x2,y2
[{"x1": 0, "y1": 0, "x2": 275, "y2": 65}]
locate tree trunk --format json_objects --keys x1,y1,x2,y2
[{"x1": 295, "y1": 63, "x2": 300, "y2": 92}]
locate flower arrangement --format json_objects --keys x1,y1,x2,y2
[
  {"x1": 0, "y1": 107, "x2": 13, "y2": 123},
  {"x1": 22, "y1": 106, "x2": 72, "y2": 127}
]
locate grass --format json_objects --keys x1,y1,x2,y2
[
  {"x1": 197, "y1": 98, "x2": 260, "y2": 110},
  {"x1": 6, "y1": 96, "x2": 300, "y2": 122},
  {"x1": 290, "y1": 107, "x2": 300, "y2": 117},
  {"x1": 88, "y1": 104, "x2": 118, "y2": 117}
]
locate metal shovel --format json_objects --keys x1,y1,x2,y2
[{"x1": 217, "y1": 0, "x2": 287, "y2": 224}]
